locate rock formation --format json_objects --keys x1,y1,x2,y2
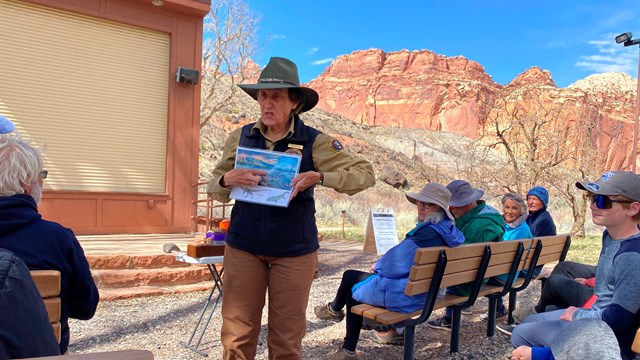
[{"x1": 308, "y1": 49, "x2": 639, "y2": 170}]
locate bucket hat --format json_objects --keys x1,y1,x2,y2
[
  {"x1": 406, "y1": 183, "x2": 455, "y2": 220},
  {"x1": 238, "y1": 57, "x2": 319, "y2": 113},
  {"x1": 0, "y1": 114, "x2": 15, "y2": 134},
  {"x1": 576, "y1": 170, "x2": 640, "y2": 202},
  {"x1": 446, "y1": 180, "x2": 484, "y2": 207}
]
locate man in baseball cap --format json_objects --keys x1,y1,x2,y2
[{"x1": 511, "y1": 171, "x2": 640, "y2": 360}]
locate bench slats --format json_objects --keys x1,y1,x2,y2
[
  {"x1": 43, "y1": 297, "x2": 61, "y2": 323},
  {"x1": 30, "y1": 270, "x2": 62, "y2": 344}
]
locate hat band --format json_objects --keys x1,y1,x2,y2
[{"x1": 258, "y1": 78, "x2": 298, "y2": 86}]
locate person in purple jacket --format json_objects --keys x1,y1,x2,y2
[
  {"x1": 313, "y1": 182, "x2": 465, "y2": 360},
  {"x1": 0, "y1": 135, "x2": 98, "y2": 354}
]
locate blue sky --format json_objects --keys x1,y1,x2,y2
[{"x1": 247, "y1": 0, "x2": 640, "y2": 88}]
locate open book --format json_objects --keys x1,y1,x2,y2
[{"x1": 230, "y1": 147, "x2": 302, "y2": 207}]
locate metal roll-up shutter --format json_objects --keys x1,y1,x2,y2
[{"x1": 0, "y1": 0, "x2": 169, "y2": 194}]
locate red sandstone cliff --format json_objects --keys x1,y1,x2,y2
[{"x1": 307, "y1": 49, "x2": 638, "y2": 170}]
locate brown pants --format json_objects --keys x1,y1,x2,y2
[{"x1": 221, "y1": 244, "x2": 318, "y2": 360}]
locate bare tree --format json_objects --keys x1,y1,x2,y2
[
  {"x1": 460, "y1": 86, "x2": 602, "y2": 236},
  {"x1": 200, "y1": 0, "x2": 261, "y2": 129}
]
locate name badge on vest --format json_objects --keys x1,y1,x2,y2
[{"x1": 285, "y1": 143, "x2": 303, "y2": 156}]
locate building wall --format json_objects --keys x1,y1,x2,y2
[{"x1": 16, "y1": 0, "x2": 208, "y2": 234}]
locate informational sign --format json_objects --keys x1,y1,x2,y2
[{"x1": 363, "y1": 208, "x2": 399, "y2": 255}]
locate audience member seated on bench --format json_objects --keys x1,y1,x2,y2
[
  {"x1": 486, "y1": 193, "x2": 533, "y2": 318},
  {"x1": 0, "y1": 248, "x2": 60, "y2": 358},
  {"x1": 427, "y1": 180, "x2": 504, "y2": 331},
  {"x1": 510, "y1": 319, "x2": 620, "y2": 360},
  {"x1": 314, "y1": 183, "x2": 464, "y2": 360},
  {"x1": 511, "y1": 261, "x2": 596, "y2": 324},
  {"x1": 519, "y1": 186, "x2": 557, "y2": 279},
  {"x1": 511, "y1": 171, "x2": 640, "y2": 360},
  {"x1": 0, "y1": 135, "x2": 99, "y2": 354}
]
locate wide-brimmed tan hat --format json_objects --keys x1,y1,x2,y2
[
  {"x1": 238, "y1": 57, "x2": 319, "y2": 113},
  {"x1": 405, "y1": 183, "x2": 455, "y2": 220}
]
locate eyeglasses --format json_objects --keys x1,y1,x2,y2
[
  {"x1": 415, "y1": 201, "x2": 434, "y2": 209},
  {"x1": 39, "y1": 170, "x2": 48, "y2": 180},
  {"x1": 589, "y1": 194, "x2": 633, "y2": 209}
]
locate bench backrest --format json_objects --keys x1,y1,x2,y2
[
  {"x1": 406, "y1": 240, "x2": 528, "y2": 296},
  {"x1": 30, "y1": 270, "x2": 62, "y2": 344}
]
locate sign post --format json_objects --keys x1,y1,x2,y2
[{"x1": 363, "y1": 208, "x2": 399, "y2": 255}]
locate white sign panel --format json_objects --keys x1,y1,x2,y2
[{"x1": 370, "y1": 208, "x2": 399, "y2": 255}]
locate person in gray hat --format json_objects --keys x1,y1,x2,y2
[
  {"x1": 427, "y1": 179, "x2": 505, "y2": 330},
  {"x1": 207, "y1": 57, "x2": 375, "y2": 360},
  {"x1": 511, "y1": 171, "x2": 640, "y2": 360},
  {"x1": 314, "y1": 183, "x2": 464, "y2": 359},
  {"x1": 0, "y1": 115, "x2": 16, "y2": 134}
]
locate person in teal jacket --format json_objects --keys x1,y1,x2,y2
[
  {"x1": 428, "y1": 179, "x2": 505, "y2": 331},
  {"x1": 489, "y1": 193, "x2": 533, "y2": 316}
]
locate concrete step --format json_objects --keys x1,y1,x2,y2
[
  {"x1": 98, "y1": 283, "x2": 215, "y2": 301},
  {"x1": 87, "y1": 253, "x2": 218, "y2": 301}
]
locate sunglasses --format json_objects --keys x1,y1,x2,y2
[
  {"x1": 39, "y1": 170, "x2": 48, "y2": 180},
  {"x1": 589, "y1": 194, "x2": 633, "y2": 209}
]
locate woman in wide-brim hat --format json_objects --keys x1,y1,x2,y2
[
  {"x1": 313, "y1": 183, "x2": 465, "y2": 359},
  {"x1": 207, "y1": 57, "x2": 375, "y2": 359}
]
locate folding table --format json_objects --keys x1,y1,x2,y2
[{"x1": 175, "y1": 253, "x2": 224, "y2": 356}]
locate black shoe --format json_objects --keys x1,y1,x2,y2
[
  {"x1": 496, "y1": 324, "x2": 515, "y2": 336},
  {"x1": 427, "y1": 317, "x2": 452, "y2": 332},
  {"x1": 361, "y1": 318, "x2": 394, "y2": 332}
]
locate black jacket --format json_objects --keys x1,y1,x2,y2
[{"x1": 0, "y1": 249, "x2": 60, "y2": 359}]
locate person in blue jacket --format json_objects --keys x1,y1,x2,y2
[
  {"x1": 0, "y1": 135, "x2": 99, "y2": 354},
  {"x1": 314, "y1": 182, "x2": 465, "y2": 360}
]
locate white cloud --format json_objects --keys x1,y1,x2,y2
[
  {"x1": 307, "y1": 47, "x2": 319, "y2": 55},
  {"x1": 311, "y1": 58, "x2": 334, "y2": 66},
  {"x1": 269, "y1": 34, "x2": 287, "y2": 40},
  {"x1": 576, "y1": 34, "x2": 638, "y2": 75}
]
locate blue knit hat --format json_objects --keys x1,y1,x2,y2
[{"x1": 526, "y1": 186, "x2": 549, "y2": 206}]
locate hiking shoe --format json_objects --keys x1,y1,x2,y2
[
  {"x1": 496, "y1": 324, "x2": 516, "y2": 336},
  {"x1": 513, "y1": 304, "x2": 537, "y2": 324},
  {"x1": 479, "y1": 309, "x2": 507, "y2": 321},
  {"x1": 321, "y1": 347, "x2": 357, "y2": 360},
  {"x1": 314, "y1": 303, "x2": 345, "y2": 322},
  {"x1": 427, "y1": 316, "x2": 452, "y2": 331},
  {"x1": 370, "y1": 329, "x2": 404, "y2": 345},
  {"x1": 361, "y1": 317, "x2": 394, "y2": 332}
]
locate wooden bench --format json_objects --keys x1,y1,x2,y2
[
  {"x1": 22, "y1": 350, "x2": 154, "y2": 360},
  {"x1": 352, "y1": 240, "x2": 529, "y2": 358},
  {"x1": 31, "y1": 270, "x2": 62, "y2": 344},
  {"x1": 506, "y1": 234, "x2": 571, "y2": 324}
]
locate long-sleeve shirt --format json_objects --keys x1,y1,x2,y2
[
  {"x1": 207, "y1": 118, "x2": 375, "y2": 201},
  {"x1": 572, "y1": 231, "x2": 640, "y2": 359}
]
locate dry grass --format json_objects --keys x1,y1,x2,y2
[{"x1": 565, "y1": 234, "x2": 601, "y2": 265}]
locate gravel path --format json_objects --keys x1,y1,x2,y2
[{"x1": 69, "y1": 241, "x2": 540, "y2": 359}]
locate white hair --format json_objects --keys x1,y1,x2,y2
[
  {"x1": 421, "y1": 207, "x2": 446, "y2": 225},
  {"x1": 501, "y1": 192, "x2": 527, "y2": 215},
  {"x1": 0, "y1": 134, "x2": 43, "y2": 198}
]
